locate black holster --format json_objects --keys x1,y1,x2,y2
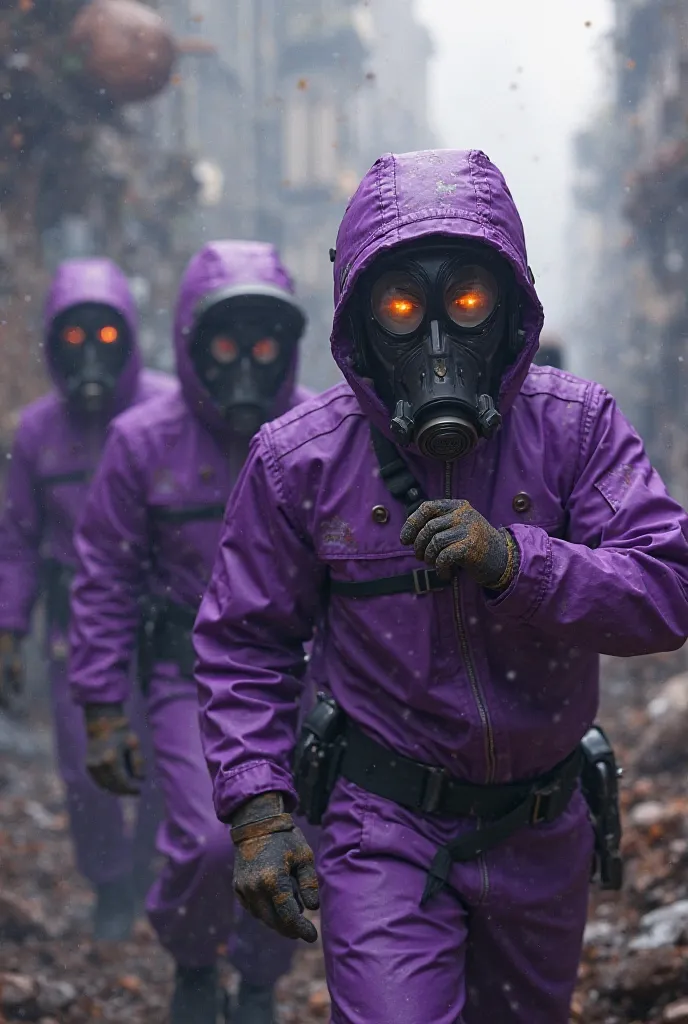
[
  {"x1": 293, "y1": 692, "x2": 347, "y2": 825},
  {"x1": 42, "y1": 559, "x2": 75, "y2": 633},
  {"x1": 580, "y1": 724, "x2": 623, "y2": 890},
  {"x1": 137, "y1": 597, "x2": 197, "y2": 694}
]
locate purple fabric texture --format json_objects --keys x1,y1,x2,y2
[
  {"x1": 69, "y1": 242, "x2": 310, "y2": 973},
  {"x1": 193, "y1": 151, "x2": 688, "y2": 1022},
  {"x1": 318, "y1": 778, "x2": 592, "y2": 1024},
  {"x1": 0, "y1": 257, "x2": 171, "y2": 886}
]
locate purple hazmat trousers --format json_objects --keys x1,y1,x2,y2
[
  {"x1": 69, "y1": 242, "x2": 311, "y2": 978},
  {"x1": 0, "y1": 258, "x2": 171, "y2": 888},
  {"x1": 193, "y1": 151, "x2": 688, "y2": 1024}
]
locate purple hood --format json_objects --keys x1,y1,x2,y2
[
  {"x1": 43, "y1": 258, "x2": 142, "y2": 413},
  {"x1": 174, "y1": 241, "x2": 303, "y2": 439},
  {"x1": 331, "y1": 149, "x2": 545, "y2": 444}
]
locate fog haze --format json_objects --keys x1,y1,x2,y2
[{"x1": 415, "y1": 0, "x2": 613, "y2": 332}]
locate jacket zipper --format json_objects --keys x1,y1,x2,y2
[
  {"x1": 445, "y1": 460, "x2": 494, "y2": 903},
  {"x1": 444, "y1": 461, "x2": 497, "y2": 783}
]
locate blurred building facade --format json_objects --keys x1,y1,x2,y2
[
  {"x1": 571, "y1": 0, "x2": 688, "y2": 503},
  {"x1": 0, "y1": 0, "x2": 195, "y2": 439},
  {"x1": 152, "y1": 0, "x2": 437, "y2": 390}
]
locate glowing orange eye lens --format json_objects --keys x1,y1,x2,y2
[
  {"x1": 210, "y1": 335, "x2": 239, "y2": 364},
  {"x1": 99, "y1": 325, "x2": 119, "y2": 344},
  {"x1": 62, "y1": 326, "x2": 85, "y2": 346},
  {"x1": 453, "y1": 290, "x2": 488, "y2": 312},
  {"x1": 371, "y1": 272, "x2": 425, "y2": 335},
  {"x1": 252, "y1": 338, "x2": 279, "y2": 365},
  {"x1": 385, "y1": 297, "x2": 417, "y2": 319},
  {"x1": 445, "y1": 266, "x2": 498, "y2": 329}
]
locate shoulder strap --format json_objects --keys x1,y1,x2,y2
[
  {"x1": 39, "y1": 470, "x2": 91, "y2": 487},
  {"x1": 369, "y1": 426, "x2": 426, "y2": 516},
  {"x1": 149, "y1": 503, "x2": 226, "y2": 524}
]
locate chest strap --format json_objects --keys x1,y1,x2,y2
[
  {"x1": 39, "y1": 470, "x2": 91, "y2": 487},
  {"x1": 150, "y1": 503, "x2": 226, "y2": 524},
  {"x1": 330, "y1": 566, "x2": 451, "y2": 598}
]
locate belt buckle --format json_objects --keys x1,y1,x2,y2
[
  {"x1": 531, "y1": 783, "x2": 559, "y2": 825},
  {"x1": 413, "y1": 568, "x2": 437, "y2": 596},
  {"x1": 420, "y1": 765, "x2": 448, "y2": 814}
]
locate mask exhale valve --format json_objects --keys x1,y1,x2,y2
[{"x1": 414, "y1": 406, "x2": 479, "y2": 461}]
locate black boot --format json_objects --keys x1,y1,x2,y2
[
  {"x1": 170, "y1": 965, "x2": 219, "y2": 1024},
  {"x1": 234, "y1": 979, "x2": 275, "y2": 1024},
  {"x1": 92, "y1": 876, "x2": 135, "y2": 941}
]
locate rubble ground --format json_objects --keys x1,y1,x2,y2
[
  {"x1": 574, "y1": 664, "x2": 688, "y2": 1023},
  {"x1": 0, "y1": 718, "x2": 329, "y2": 1024},
  {"x1": 2, "y1": 659, "x2": 688, "y2": 1024}
]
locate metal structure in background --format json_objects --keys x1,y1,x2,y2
[
  {"x1": 571, "y1": 0, "x2": 688, "y2": 503},
  {"x1": 153, "y1": 0, "x2": 437, "y2": 392}
]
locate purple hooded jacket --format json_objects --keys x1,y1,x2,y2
[
  {"x1": 193, "y1": 150, "x2": 688, "y2": 821},
  {"x1": 0, "y1": 258, "x2": 172, "y2": 635},
  {"x1": 69, "y1": 242, "x2": 311, "y2": 705}
]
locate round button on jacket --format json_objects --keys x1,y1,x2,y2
[{"x1": 512, "y1": 492, "x2": 532, "y2": 514}]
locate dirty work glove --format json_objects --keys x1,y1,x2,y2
[
  {"x1": 0, "y1": 631, "x2": 24, "y2": 709},
  {"x1": 84, "y1": 703, "x2": 145, "y2": 796},
  {"x1": 400, "y1": 499, "x2": 519, "y2": 590},
  {"x1": 231, "y1": 792, "x2": 319, "y2": 943}
]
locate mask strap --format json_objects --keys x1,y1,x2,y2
[
  {"x1": 507, "y1": 290, "x2": 525, "y2": 357},
  {"x1": 370, "y1": 426, "x2": 426, "y2": 516},
  {"x1": 348, "y1": 307, "x2": 371, "y2": 376}
]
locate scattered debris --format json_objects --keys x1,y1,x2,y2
[
  {"x1": 0, "y1": 717, "x2": 328, "y2": 1023},
  {"x1": 4, "y1": 660, "x2": 688, "y2": 1022},
  {"x1": 575, "y1": 663, "x2": 688, "y2": 1022}
]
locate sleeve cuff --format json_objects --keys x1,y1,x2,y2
[
  {"x1": 485, "y1": 523, "x2": 553, "y2": 622},
  {"x1": 70, "y1": 677, "x2": 132, "y2": 707},
  {"x1": 213, "y1": 759, "x2": 299, "y2": 822}
]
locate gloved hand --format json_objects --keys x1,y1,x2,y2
[
  {"x1": 84, "y1": 703, "x2": 145, "y2": 796},
  {"x1": 400, "y1": 499, "x2": 519, "y2": 590},
  {"x1": 231, "y1": 792, "x2": 319, "y2": 943},
  {"x1": 0, "y1": 631, "x2": 24, "y2": 709}
]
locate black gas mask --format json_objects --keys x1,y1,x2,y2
[
  {"x1": 354, "y1": 240, "x2": 523, "y2": 460},
  {"x1": 190, "y1": 286, "x2": 305, "y2": 437},
  {"x1": 48, "y1": 302, "x2": 132, "y2": 415}
]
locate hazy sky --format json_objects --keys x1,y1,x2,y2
[{"x1": 415, "y1": 0, "x2": 614, "y2": 332}]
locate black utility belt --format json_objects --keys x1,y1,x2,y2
[
  {"x1": 293, "y1": 694, "x2": 623, "y2": 904},
  {"x1": 340, "y1": 721, "x2": 582, "y2": 822},
  {"x1": 341, "y1": 722, "x2": 583, "y2": 906}
]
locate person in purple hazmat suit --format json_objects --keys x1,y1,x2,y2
[
  {"x1": 192, "y1": 150, "x2": 688, "y2": 1024},
  {"x1": 0, "y1": 257, "x2": 171, "y2": 941},
  {"x1": 68, "y1": 241, "x2": 311, "y2": 1024}
]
